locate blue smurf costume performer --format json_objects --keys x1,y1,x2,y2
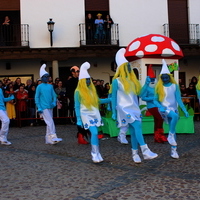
[
  {"x1": 111, "y1": 48, "x2": 158, "y2": 163},
  {"x1": 35, "y1": 64, "x2": 62, "y2": 144},
  {"x1": 74, "y1": 62, "x2": 110, "y2": 163},
  {"x1": 196, "y1": 75, "x2": 200, "y2": 104},
  {"x1": 140, "y1": 64, "x2": 167, "y2": 143},
  {"x1": 0, "y1": 88, "x2": 14, "y2": 145},
  {"x1": 155, "y1": 59, "x2": 189, "y2": 158}
]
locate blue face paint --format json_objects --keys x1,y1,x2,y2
[
  {"x1": 161, "y1": 74, "x2": 170, "y2": 84},
  {"x1": 86, "y1": 78, "x2": 91, "y2": 86},
  {"x1": 41, "y1": 73, "x2": 50, "y2": 83},
  {"x1": 150, "y1": 78, "x2": 156, "y2": 83}
]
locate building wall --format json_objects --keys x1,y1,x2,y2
[
  {"x1": 188, "y1": 0, "x2": 200, "y2": 24},
  {"x1": 109, "y1": 0, "x2": 169, "y2": 46},
  {"x1": 20, "y1": 0, "x2": 85, "y2": 48}
]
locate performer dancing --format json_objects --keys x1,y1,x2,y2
[
  {"x1": 35, "y1": 63, "x2": 62, "y2": 144},
  {"x1": 0, "y1": 88, "x2": 14, "y2": 145},
  {"x1": 155, "y1": 59, "x2": 189, "y2": 158},
  {"x1": 74, "y1": 62, "x2": 110, "y2": 163},
  {"x1": 196, "y1": 75, "x2": 200, "y2": 104},
  {"x1": 140, "y1": 65, "x2": 167, "y2": 143},
  {"x1": 111, "y1": 48, "x2": 158, "y2": 163}
]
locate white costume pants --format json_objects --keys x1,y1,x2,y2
[
  {"x1": 41, "y1": 109, "x2": 56, "y2": 136},
  {"x1": 0, "y1": 110, "x2": 10, "y2": 141}
]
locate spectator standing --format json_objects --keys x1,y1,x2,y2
[
  {"x1": 104, "y1": 14, "x2": 114, "y2": 44},
  {"x1": 94, "y1": 13, "x2": 105, "y2": 44},
  {"x1": 13, "y1": 77, "x2": 22, "y2": 91},
  {"x1": 85, "y1": 13, "x2": 95, "y2": 44},
  {"x1": 15, "y1": 85, "x2": 28, "y2": 126}
]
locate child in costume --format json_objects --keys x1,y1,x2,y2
[
  {"x1": 111, "y1": 48, "x2": 158, "y2": 163},
  {"x1": 35, "y1": 64, "x2": 62, "y2": 144},
  {"x1": 155, "y1": 59, "x2": 189, "y2": 158},
  {"x1": 0, "y1": 88, "x2": 14, "y2": 145},
  {"x1": 74, "y1": 62, "x2": 110, "y2": 163},
  {"x1": 140, "y1": 65, "x2": 167, "y2": 143}
]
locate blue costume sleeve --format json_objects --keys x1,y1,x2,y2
[
  {"x1": 111, "y1": 79, "x2": 118, "y2": 120},
  {"x1": 196, "y1": 89, "x2": 200, "y2": 99},
  {"x1": 175, "y1": 85, "x2": 189, "y2": 117},
  {"x1": 153, "y1": 95, "x2": 166, "y2": 113},
  {"x1": 0, "y1": 89, "x2": 14, "y2": 111},
  {"x1": 74, "y1": 91, "x2": 83, "y2": 127},
  {"x1": 99, "y1": 98, "x2": 111, "y2": 104},
  {"x1": 51, "y1": 87, "x2": 57, "y2": 108},
  {"x1": 35, "y1": 85, "x2": 42, "y2": 112}
]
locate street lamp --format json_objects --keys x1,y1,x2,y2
[{"x1": 47, "y1": 18, "x2": 55, "y2": 46}]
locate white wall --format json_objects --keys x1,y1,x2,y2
[
  {"x1": 20, "y1": 0, "x2": 85, "y2": 48},
  {"x1": 188, "y1": 0, "x2": 200, "y2": 24},
  {"x1": 109, "y1": 0, "x2": 168, "y2": 46}
]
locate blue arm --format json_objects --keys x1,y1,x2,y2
[
  {"x1": 197, "y1": 89, "x2": 200, "y2": 99},
  {"x1": 111, "y1": 79, "x2": 118, "y2": 120},
  {"x1": 175, "y1": 85, "x2": 189, "y2": 117},
  {"x1": 99, "y1": 98, "x2": 111, "y2": 104},
  {"x1": 35, "y1": 86, "x2": 42, "y2": 112}
]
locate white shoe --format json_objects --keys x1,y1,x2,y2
[
  {"x1": 117, "y1": 134, "x2": 128, "y2": 144},
  {"x1": 171, "y1": 147, "x2": 179, "y2": 159},
  {"x1": 91, "y1": 145, "x2": 103, "y2": 163},
  {"x1": 140, "y1": 144, "x2": 158, "y2": 160},
  {"x1": 45, "y1": 135, "x2": 62, "y2": 144},
  {"x1": 167, "y1": 133, "x2": 177, "y2": 146},
  {"x1": 132, "y1": 149, "x2": 141, "y2": 163},
  {"x1": 1, "y1": 140, "x2": 11, "y2": 145}
]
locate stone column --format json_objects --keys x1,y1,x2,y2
[{"x1": 52, "y1": 60, "x2": 59, "y2": 80}]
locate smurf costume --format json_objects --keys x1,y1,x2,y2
[
  {"x1": 74, "y1": 62, "x2": 110, "y2": 163},
  {"x1": 196, "y1": 75, "x2": 200, "y2": 104},
  {"x1": 140, "y1": 65, "x2": 167, "y2": 143},
  {"x1": 111, "y1": 48, "x2": 158, "y2": 163},
  {"x1": 35, "y1": 64, "x2": 62, "y2": 144},
  {"x1": 0, "y1": 89, "x2": 14, "y2": 145},
  {"x1": 155, "y1": 59, "x2": 189, "y2": 158}
]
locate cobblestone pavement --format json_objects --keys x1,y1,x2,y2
[{"x1": 0, "y1": 121, "x2": 200, "y2": 200}]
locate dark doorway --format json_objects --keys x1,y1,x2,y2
[{"x1": 167, "y1": 0, "x2": 189, "y2": 44}]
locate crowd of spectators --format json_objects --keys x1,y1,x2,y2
[
  {"x1": 0, "y1": 76, "x2": 110, "y2": 127},
  {"x1": 85, "y1": 13, "x2": 114, "y2": 44}
]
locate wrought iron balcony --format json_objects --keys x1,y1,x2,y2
[
  {"x1": 163, "y1": 23, "x2": 200, "y2": 44},
  {"x1": 79, "y1": 23, "x2": 119, "y2": 46},
  {"x1": 0, "y1": 24, "x2": 29, "y2": 47}
]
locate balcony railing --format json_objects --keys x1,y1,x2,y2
[
  {"x1": 163, "y1": 23, "x2": 200, "y2": 44},
  {"x1": 79, "y1": 23, "x2": 119, "y2": 46},
  {"x1": 0, "y1": 24, "x2": 29, "y2": 47}
]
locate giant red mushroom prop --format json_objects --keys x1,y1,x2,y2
[{"x1": 124, "y1": 34, "x2": 184, "y2": 62}]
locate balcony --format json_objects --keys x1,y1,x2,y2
[
  {"x1": 0, "y1": 24, "x2": 29, "y2": 47},
  {"x1": 163, "y1": 23, "x2": 200, "y2": 45},
  {"x1": 79, "y1": 23, "x2": 119, "y2": 46}
]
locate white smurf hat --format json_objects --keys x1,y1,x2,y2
[
  {"x1": 160, "y1": 59, "x2": 170, "y2": 75},
  {"x1": 39, "y1": 64, "x2": 49, "y2": 78},
  {"x1": 115, "y1": 48, "x2": 128, "y2": 69},
  {"x1": 79, "y1": 62, "x2": 90, "y2": 80}
]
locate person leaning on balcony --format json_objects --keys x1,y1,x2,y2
[
  {"x1": 2, "y1": 16, "x2": 11, "y2": 46},
  {"x1": 94, "y1": 13, "x2": 105, "y2": 44},
  {"x1": 85, "y1": 13, "x2": 95, "y2": 44}
]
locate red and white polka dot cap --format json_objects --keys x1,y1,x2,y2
[{"x1": 124, "y1": 34, "x2": 183, "y2": 62}]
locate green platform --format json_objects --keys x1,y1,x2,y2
[{"x1": 99, "y1": 105, "x2": 194, "y2": 137}]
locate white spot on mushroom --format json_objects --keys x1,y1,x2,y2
[
  {"x1": 136, "y1": 50, "x2": 144, "y2": 58},
  {"x1": 151, "y1": 36, "x2": 165, "y2": 42},
  {"x1": 162, "y1": 48, "x2": 175, "y2": 57},
  {"x1": 145, "y1": 44, "x2": 158, "y2": 52},
  {"x1": 171, "y1": 41, "x2": 180, "y2": 51},
  {"x1": 129, "y1": 41, "x2": 141, "y2": 51}
]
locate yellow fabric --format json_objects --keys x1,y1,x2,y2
[{"x1": 6, "y1": 101, "x2": 16, "y2": 119}]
